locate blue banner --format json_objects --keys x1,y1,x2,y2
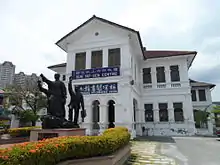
[
  {"x1": 72, "y1": 66, "x2": 120, "y2": 80},
  {"x1": 76, "y1": 83, "x2": 118, "y2": 95}
]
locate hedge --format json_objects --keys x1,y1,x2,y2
[
  {"x1": 0, "y1": 126, "x2": 41, "y2": 137},
  {"x1": 0, "y1": 127, "x2": 130, "y2": 165}
]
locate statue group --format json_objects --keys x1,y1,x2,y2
[{"x1": 37, "y1": 73, "x2": 86, "y2": 129}]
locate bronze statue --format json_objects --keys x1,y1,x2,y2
[
  {"x1": 68, "y1": 76, "x2": 86, "y2": 125},
  {"x1": 37, "y1": 73, "x2": 67, "y2": 129}
]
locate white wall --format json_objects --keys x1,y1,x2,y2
[
  {"x1": 192, "y1": 86, "x2": 213, "y2": 111},
  {"x1": 50, "y1": 20, "x2": 197, "y2": 136}
]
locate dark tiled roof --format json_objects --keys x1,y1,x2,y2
[
  {"x1": 47, "y1": 63, "x2": 66, "y2": 69},
  {"x1": 213, "y1": 102, "x2": 220, "y2": 105},
  {"x1": 144, "y1": 50, "x2": 197, "y2": 59},
  {"x1": 190, "y1": 79, "x2": 216, "y2": 89}
]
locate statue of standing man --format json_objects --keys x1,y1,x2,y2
[
  {"x1": 39, "y1": 73, "x2": 67, "y2": 119},
  {"x1": 68, "y1": 76, "x2": 86, "y2": 126}
]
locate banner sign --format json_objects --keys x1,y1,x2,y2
[
  {"x1": 72, "y1": 66, "x2": 120, "y2": 80},
  {"x1": 76, "y1": 83, "x2": 118, "y2": 95}
]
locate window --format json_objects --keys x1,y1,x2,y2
[
  {"x1": 91, "y1": 50, "x2": 103, "y2": 68},
  {"x1": 144, "y1": 104, "x2": 153, "y2": 122},
  {"x1": 75, "y1": 52, "x2": 86, "y2": 70},
  {"x1": 108, "y1": 48, "x2": 120, "y2": 67},
  {"x1": 170, "y1": 65, "x2": 180, "y2": 82},
  {"x1": 191, "y1": 90, "x2": 197, "y2": 101},
  {"x1": 159, "y1": 103, "x2": 168, "y2": 121},
  {"x1": 174, "y1": 103, "x2": 184, "y2": 122},
  {"x1": 156, "y1": 67, "x2": 165, "y2": 83},
  {"x1": 143, "y1": 68, "x2": 152, "y2": 84},
  {"x1": 199, "y1": 89, "x2": 206, "y2": 101},
  {"x1": 62, "y1": 75, "x2": 66, "y2": 81}
]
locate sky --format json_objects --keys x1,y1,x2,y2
[{"x1": 0, "y1": 0, "x2": 219, "y2": 101}]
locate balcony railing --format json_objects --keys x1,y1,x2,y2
[{"x1": 143, "y1": 81, "x2": 186, "y2": 89}]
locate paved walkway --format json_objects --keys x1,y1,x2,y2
[{"x1": 126, "y1": 141, "x2": 177, "y2": 165}]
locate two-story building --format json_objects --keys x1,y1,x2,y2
[{"x1": 47, "y1": 15, "x2": 213, "y2": 137}]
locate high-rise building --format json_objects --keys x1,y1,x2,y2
[
  {"x1": 13, "y1": 72, "x2": 26, "y2": 86},
  {"x1": 13, "y1": 72, "x2": 39, "y2": 87},
  {"x1": 0, "y1": 61, "x2": 15, "y2": 89}
]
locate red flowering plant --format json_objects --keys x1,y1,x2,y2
[{"x1": 0, "y1": 127, "x2": 130, "y2": 165}]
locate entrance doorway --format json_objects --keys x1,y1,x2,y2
[
  {"x1": 92, "y1": 100, "x2": 100, "y2": 135},
  {"x1": 108, "y1": 100, "x2": 115, "y2": 128}
]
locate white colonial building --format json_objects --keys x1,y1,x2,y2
[{"x1": 47, "y1": 15, "x2": 215, "y2": 137}]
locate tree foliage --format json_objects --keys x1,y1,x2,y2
[
  {"x1": 5, "y1": 82, "x2": 47, "y2": 126},
  {"x1": 211, "y1": 105, "x2": 220, "y2": 114}
]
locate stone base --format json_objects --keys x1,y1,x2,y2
[
  {"x1": 57, "y1": 144, "x2": 131, "y2": 165},
  {"x1": 30, "y1": 128, "x2": 86, "y2": 142}
]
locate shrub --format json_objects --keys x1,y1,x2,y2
[
  {"x1": 0, "y1": 127, "x2": 130, "y2": 165},
  {"x1": 5, "y1": 126, "x2": 41, "y2": 138}
]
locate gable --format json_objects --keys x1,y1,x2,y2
[
  {"x1": 56, "y1": 15, "x2": 144, "y2": 56},
  {"x1": 67, "y1": 20, "x2": 130, "y2": 51}
]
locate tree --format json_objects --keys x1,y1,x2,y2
[
  {"x1": 5, "y1": 82, "x2": 47, "y2": 126},
  {"x1": 211, "y1": 105, "x2": 220, "y2": 127},
  {"x1": 211, "y1": 105, "x2": 220, "y2": 114}
]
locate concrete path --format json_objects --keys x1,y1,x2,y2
[{"x1": 161, "y1": 137, "x2": 220, "y2": 165}]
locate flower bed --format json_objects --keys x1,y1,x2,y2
[{"x1": 0, "y1": 127, "x2": 130, "y2": 165}]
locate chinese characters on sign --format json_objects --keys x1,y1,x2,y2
[
  {"x1": 72, "y1": 66, "x2": 120, "y2": 80},
  {"x1": 76, "y1": 83, "x2": 118, "y2": 95}
]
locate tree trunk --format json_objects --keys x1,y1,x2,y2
[{"x1": 31, "y1": 121, "x2": 36, "y2": 126}]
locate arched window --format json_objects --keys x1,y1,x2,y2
[
  {"x1": 159, "y1": 103, "x2": 168, "y2": 122},
  {"x1": 108, "y1": 100, "x2": 115, "y2": 128},
  {"x1": 92, "y1": 100, "x2": 100, "y2": 133},
  {"x1": 174, "y1": 103, "x2": 184, "y2": 122}
]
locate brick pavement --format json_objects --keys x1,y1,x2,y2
[{"x1": 126, "y1": 141, "x2": 177, "y2": 165}]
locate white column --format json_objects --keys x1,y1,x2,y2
[
  {"x1": 99, "y1": 104, "x2": 108, "y2": 134},
  {"x1": 180, "y1": 62, "x2": 188, "y2": 82},
  {"x1": 84, "y1": 105, "x2": 92, "y2": 135},
  {"x1": 114, "y1": 104, "x2": 123, "y2": 126},
  {"x1": 168, "y1": 101, "x2": 175, "y2": 122},
  {"x1": 165, "y1": 65, "x2": 171, "y2": 87},
  {"x1": 151, "y1": 67, "x2": 157, "y2": 88},
  {"x1": 86, "y1": 50, "x2": 91, "y2": 69},
  {"x1": 103, "y1": 48, "x2": 108, "y2": 67},
  {"x1": 195, "y1": 89, "x2": 199, "y2": 102},
  {"x1": 66, "y1": 53, "x2": 73, "y2": 77},
  {"x1": 153, "y1": 102, "x2": 160, "y2": 122},
  {"x1": 183, "y1": 94, "x2": 194, "y2": 122}
]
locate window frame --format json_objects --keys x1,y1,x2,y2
[
  {"x1": 198, "y1": 89, "x2": 207, "y2": 101},
  {"x1": 156, "y1": 66, "x2": 166, "y2": 83},
  {"x1": 170, "y1": 65, "x2": 180, "y2": 82},
  {"x1": 91, "y1": 50, "x2": 103, "y2": 68},
  {"x1": 108, "y1": 48, "x2": 121, "y2": 67},
  {"x1": 75, "y1": 52, "x2": 86, "y2": 71},
  {"x1": 143, "y1": 68, "x2": 152, "y2": 84},
  {"x1": 159, "y1": 103, "x2": 168, "y2": 122},
  {"x1": 144, "y1": 104, "x2": 154, "y2": 122}
]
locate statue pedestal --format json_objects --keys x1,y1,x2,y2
[{"x1": 30, "y1": 128, "x2": 86, "y2": 142}]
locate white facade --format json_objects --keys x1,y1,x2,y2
[
  {"x1": 47, "y1": 16, "x2": 210, "y2": 137},
  {"x1": 0, "y1": 61, "x2": 15, "y2": 89}
]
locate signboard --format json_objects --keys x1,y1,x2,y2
[
  {"x1": 76, "y1": 83, "x2": 118, "y2": 95},
  {"x1": 72, "y1": 66, "x2": 120, "y2": 80}
]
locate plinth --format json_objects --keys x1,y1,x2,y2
[{"x1": 30, "y1": 128, "x2": 86, "y2": 142}]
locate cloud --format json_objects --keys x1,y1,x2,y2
[{"x1": 0, "y1": 0, "x2": 219, "y2": 100}]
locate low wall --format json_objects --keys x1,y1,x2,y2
[
  {"x1": 0, "y1": 136, "x2": 29, "y2": 145},
  {"x1": 57, "y1": 144, "x2": 131, "y2": 165}
]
